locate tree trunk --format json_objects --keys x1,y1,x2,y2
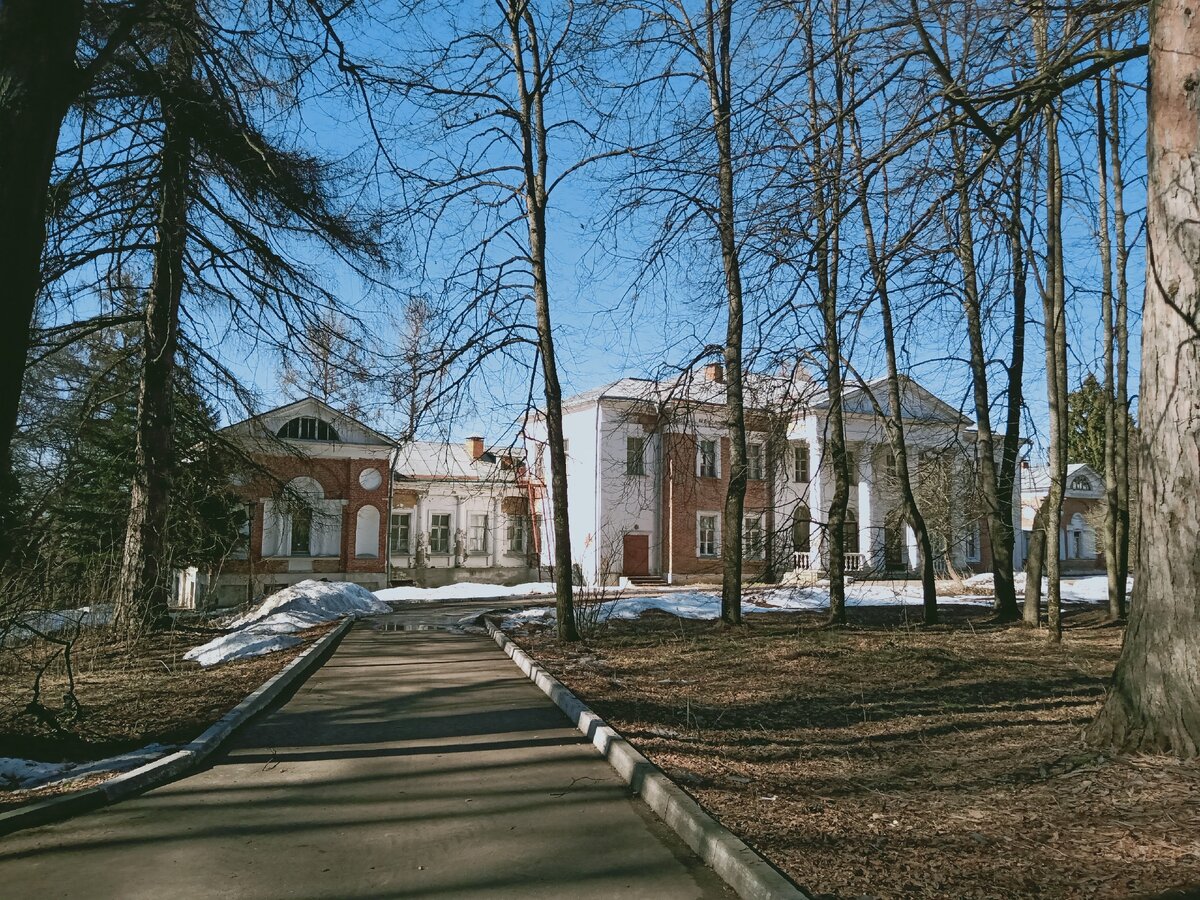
[
  {"x1": 951, "y1": 127, "x2": 1017, "y2": 621},
  {"x1": 708, "y1": 0, "x2": 745, "y2": 626},
  {"x1": 0, "y1": 0, "x2": 84, "y2": 556},
  {"x1": 1037, "y1": 8, "x2": 1067, "y2": 644},
  {"x1": 994, "y1": 131, "x2": 1028, "y2": 623},
  {"x1": 1108, "y1": 59, "x2": 1133, "y2": 617},
  {"x1": 851, "y1": 126, "x2": 937, "y2": 623},
  {"x1": 1087, "y1": 0, "x2": 1200, "y2": 757},
  {"x1": 1095, "y1": 55, "x2": 1124, "y2": 622},
  {"x1": 1023, "y1": 494, "x2": 1050, "y2": 625},
  {"x1": 114, "y1": 23, "x2": 193, "y2": 632},
  {"x1": 510, "y1": 2, "x2": 578, "y2": 641}
]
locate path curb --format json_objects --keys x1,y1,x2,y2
[
  {"x1": 486, "y1": 619, "x2": 810, "y2": 900},
  {"x1": 0, "y1": 616, "x2": 354, "y2": 837}
]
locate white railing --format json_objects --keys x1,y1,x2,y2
[
  {"x1": 844, "y1": 553, "x2": 865, "y2": 572},
  {"x1": 792, "y1": 551, "x2": 813, "y2": 571}
]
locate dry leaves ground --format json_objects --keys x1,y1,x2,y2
[
  {"x1": 0, "y1": 623, "x2": 327, "y2": 810},
  {"x1": 511, "y1": 603, "x2": 1200, "y2": 900}
]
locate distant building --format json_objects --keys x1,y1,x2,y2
[
  {"x1": 1017, "y1": 462, "x2": 1105, "y2": 572},
  {"x1": 185, "y1": 397, "x2": 536, "y2": 609},
  {"x1": 522, "y1": 364, "x2": 1016, "y2": 586}
]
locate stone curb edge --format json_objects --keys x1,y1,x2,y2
[
  {"x1": 485, "y1": 619, "x2": 810, "y2": 900},
  {"x1": 0, "y1": 616, "x2": 354, "y2": 838}
]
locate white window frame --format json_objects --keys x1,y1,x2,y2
[
  {"x1": 746, "y1": 442, "x2": 764, "y2": 480},
  {"x1": 626, "y1": 435, "x2": 647, "y2": 477},
  {"x1": 794, "y1": 443, "x2": 810, "y2": 483},
  {"x1": 697, "y1": 438, "x2": 719, "y2": 478},
  {"x1": 743, "y1": 512, "x2": 764, "y2": 560},
  {"x1": 390, "y1": 511, "x2": 412, "y2": 554},
  {"x1": 966, "y1": 522, "x2": 981, "y2": 562},
  {"x1": 468, "y1": 513, "x2": 489, "y2": 553},
  {"x1": 429, "y1": 512, "x2": 452, "y2": 555},
  {"x1": 697, "y1": 511, "x2": 720, "y2": 557},
  {"x1": 507, "y1": 515, "x2": 528, "y2": 553}
]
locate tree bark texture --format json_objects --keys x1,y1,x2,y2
[
  {"x1": 113, "y1": 23, "x2": 193, "y2": 632},
  {"x1": 509, "y1": 1, "x2": 578, "y2": 641},
  {"x1": 1087, "y1": 0, "x2": 1200, "y2": 757},
  {"x1": 0, "y1": 0, "x2": 85, "y2": 557},
  {"x1": 707, "y1": 0, "x2": 746, "y2": 626}
]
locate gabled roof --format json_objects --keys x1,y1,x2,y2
[
  {"x1": 1022, "y1": 462, "x2": 1102, "y2": 494},
  {"x1": 814, "y1": 375, "x2": 972, "y2": 427},
  {"x1": 221, "y1": 396, "x2": 396, "y2": 447}
]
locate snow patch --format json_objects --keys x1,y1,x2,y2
[
  {"x1": 2, "y1": 605, "x2": 113, "y2": 647},
  {"x1": 186, "y1": 579, "x2": 389, "y2": 667},
  {"x1": 962, "y1": 572, "x2": 1128, "y2": 603},
  {"x1": 375, "y1": 581, "x2": 557, "y2": 604},
  {"x1": 0, "y1": 743, "x2": 175, "y2": 792}
]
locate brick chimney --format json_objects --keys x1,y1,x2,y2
[
  {"x1": 703, "y1": 362, "x2": 725, "y2": 383},
  {"x1": 465, "y1": 436, "x2": 485, "y2": 460}
]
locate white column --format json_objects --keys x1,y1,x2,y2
[
  {"x1": 414, "y1": 492, "x2": 426, "y2": 567},
  {"x1": 491, "y1": 496, "x2": 501, "y2": 566},
  {"x1": 454, "y1": 495, "x2": 466, "y2": 567},
  {"x1": 808, "y1": 443, "x2": 825, "y2": 569},
  {"x1": 905, "y1": 524, "x2": 919, "y2": 570},
  {"x1": 858, "y1": 448, "x2": 873, "y2": 566}
]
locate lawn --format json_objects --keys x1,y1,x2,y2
[{"x1": 510, "y1": 603, "x2": 1200, "y2": 900}]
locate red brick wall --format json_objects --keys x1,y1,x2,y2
[
  {"x1": 233, "y1": 452, "x2": 389, "y2": 574},
  {"x1": 660, "y1": 432, "x2": 771, "y2": 577}
]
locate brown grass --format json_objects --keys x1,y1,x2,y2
[
  {"x1": 511, "y1": 604, "x2": 1200, "y2": 900},
  {"x1": 0, "y1": 623, "x2": 327, "y2": 809}
]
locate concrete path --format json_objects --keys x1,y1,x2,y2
[{"x1": 0, "y1": 612, "x2": 733, "y2": 899}]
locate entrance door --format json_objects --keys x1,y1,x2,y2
[{"x1": 623, "y1": 533, "x2": 650, "y2": 576}]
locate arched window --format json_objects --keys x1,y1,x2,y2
[
  {"x1": 277, "y1": 416, "x2": 340, "y2": 441},
  {"x1": 1070, "y1": 475, "x2": 1093, "y2": 491},
  {"x1": 792, "y1": 505, "x2": 811, "y2": 553},
  {"x1": 1070, "y1": 512, "x2": 1092, "y2": 559},
  {"x1": 262, "y1": 477, "x2": 341, "y2": 558},
  {"x1": 355, "y1": 504, "x2": 380, "y2": 558}
]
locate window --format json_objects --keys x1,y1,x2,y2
[
  {"x1": 744, "y1": 514, "x2": 764, "y2": 560},
  {"x1": 1071, "y1": 475, "x2": 1093, "y2": 491},
  {"x1": 355, "y1": 504, "x2": 380, "y2": 558},
  {"x1": 507, "y1": 515, "x2": 528, "y2": 553},
  {"x1": 469, "y1": 513, "x2": 489, "y2": 553},
  {"x1": 845, "y1": 450, "x2": 858, "y2": 484},
  {"x1": 390, "y1": 512, "x2": 411, "y2": 553},
  {"x1": 884, "y1": 451, "x2": 897, "y2": 479},
  {"x1": 232, "y1": 503, "x2": 253, "y2": 559},
  {"x1": 845, "y1": 508, "x2": 860, "y2": 554},
  {"x1": 698, "y1": 439, "x2": 718, "y2": 478},
  {"x1": 792, "y1": 505, "x2": 811, "y2": 553},
  {"x1": 747, "y1": 443, "x2": 764, "y2": 480},
  {"x1": 966, "y1": 523, "x2": 981, "y2": 562},
  {"x1": 794, "y1": 443, "x2": 810, "y2": 482},
  {"x1": 698, "y1": 514, "x2": 719, "y2": 557},
  {"x1": 290, "y1": 507, "x2": 312, "y2": 556},
  {"x1": 277, "y1": 416, "x2": 340, "y2": 442},
  {"x1": 429, "y1": 513, "x2": 451, "y2": 554},
  {"x1": 626, "y1": 436, "x2": 646, "y2": 476}
]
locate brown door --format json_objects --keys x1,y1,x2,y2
[{"x1": 623, "y1": 533, "x2": 650, "y2": 576}]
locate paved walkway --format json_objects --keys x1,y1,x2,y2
[{"x1": 0, "y1": 609, "x2": 733, "y2": 899}]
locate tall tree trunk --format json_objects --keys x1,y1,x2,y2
[
  {"x1": 0, "y1": 0, "x2": 85, "y2": 556},
  {"x1": 995, "y1": 132, "x2": 1028, "y2": 623},
  {"x1": 707, "y1": 0, "x2": 746, "y2": 626},
  {"x1": 114, "y1": 21, "x2": 193, "y2": 632},
  {"x1": 1095, "y1": 54, "x2": 1124, "y2": 622},
  {"x1": 510, "y1": 2, "x2": 578, "y2": 641},
  {"x1": 1023, "y1": 497, "x2": 1049, "y2": 625},
  {"x1": 851, "y1": 126, "x2": 937, "y2": 624},
  {"x1": 1107, "y1": 59, "x2": 1133, "y2": 617},
  {"x1": 805, "y1": 10, "x2": 849, "y2": 624},
  {"x1": 1087, "y1": 0, "x2": 1200, "y2": 755},
  {"x1": 1037, "y1": 7, "x2": 1067, "y2": 644},
  {"x1": 950, "y1": 126, "x2": 1016, "y2": 620}
]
